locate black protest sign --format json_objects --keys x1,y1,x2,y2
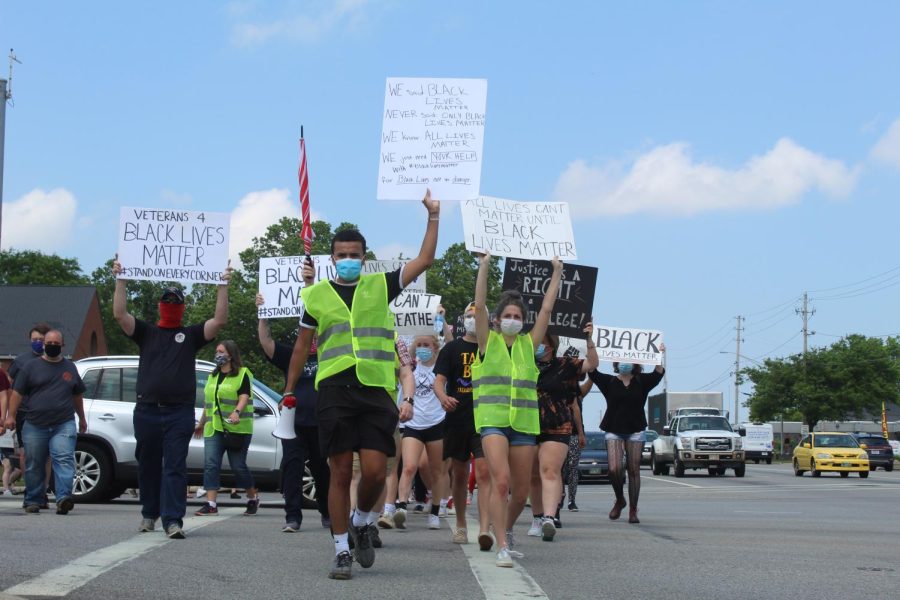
[{"x1": 501, "y1": 259, "x2": 598, "y2": 339}]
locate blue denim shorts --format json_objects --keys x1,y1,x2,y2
[
  {"x1": 605, "y1": 431, "x2": 645, "y2": 443},
  {"x1": 480, "y1": 426, "x2": 537, "y2": 447}
]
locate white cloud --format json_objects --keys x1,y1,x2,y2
[
  {"x1": 371, "y1": 242, "x2": 417, "y2": 261},
  {"x1": 228, "y1": 188, "x2": 324, "y2": 265},
  {"x1": 230, "y1": 0, "x2": 371, "y2": 46},
  {"x1": 1, "y1": 188, "x2": 78, "y2": 251},
  {"x1": 553, "y1": 138, "x2": 859, "y2": 217},
  {"x1": 871, "y1": 119, "x2": 900, "y2": 169}
]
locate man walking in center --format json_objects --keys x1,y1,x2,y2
[
  {"x1": 113, "y1": 258, "x2": 232, "y2": 539},
  {"x1": 284, "y1": 191, "x2": 439, "y2": 580}
]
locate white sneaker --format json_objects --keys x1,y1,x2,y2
[
  {"x1": 195, "y1": 487, "x2": 206, "y2": 498},
  {"x1": 527, "y1": 517, "x2": 542, "y2": 537},
  {"x1": 438, "y1": 505, "x2": 448, "y2": 518},
  {"x1": 541, "y1": 517, "x2": 557, "y2": 542},
  {"x1": 428, "y1": 514, "x2": 441, "y2": 529},
  {"x1": 505, "y1": 530, "x2": 524, "y2": 558},
  {"x1": 2, "y1": 489, "x2": 13, "y2": 496},
  {"x1": 496, "y1": 547, "x2": 513, "y2": 568},
  {"x1": 393, "y1": 508, "x2": 407, "y2": 529}
]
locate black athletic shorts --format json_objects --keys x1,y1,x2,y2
[
  {"x1": 317, "y1": 385, "x2": 399, "y2": 458},
  {"x1": 443, "y1": 425, "x2": 484, "y2": 461},
  {"x1": 402, "y1": 421, "x2": 445, "y2": 444},
  {"x1": 537, "y1": 433, "x2": 571, "y2": 445}
]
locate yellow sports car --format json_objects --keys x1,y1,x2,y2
[{"x1": 793, "y1": 432, "x2": 869, "y2": 478}]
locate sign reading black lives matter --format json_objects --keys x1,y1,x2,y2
[
  {"x1": 117, "y1": 207, "x2": 230, "y2": 285},
  {"x1": 596, "y1": 325, "x2": 664, "y2": 366},
  {"x1": 501, "y1": 259, "x2": 597, "y2": 339}
]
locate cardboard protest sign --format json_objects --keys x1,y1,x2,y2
[
  {"x1": 461, "y1": 196, "x2": 577, "y2": 260},
  {"x1": 557, "y1": 336, "x2": 588, "y2": 358},
  {"x1": 501, "y1": 259, "x2": 597, "y2": 338},
  {"x1": 257, "y1": 256, "x2": 310, "y2": 318},
  {"x1": 392, "y1": 293, "x2": 442, "y2": 336},
  {"x1": 596, "y1": 326, "x2": 664, "y2": 365},
  {"x1": 377, "y1": 77, "x2": 487, "y2": 201},
  {"x1": 117, "y1": 207, "x2": 230, "y2": 285}
]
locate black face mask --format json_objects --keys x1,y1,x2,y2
[{"x1": 44, "y1": 344, "x2": 63, "y2": 358}]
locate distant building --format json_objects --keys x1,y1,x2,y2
[{"x1": 0, "y1": 285, "x2": 108, "y2": 370}]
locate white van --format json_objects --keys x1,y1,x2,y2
[{"x1": 741, "y1": 423, "x2": 774, "y2": 464}]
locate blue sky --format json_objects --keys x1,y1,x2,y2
[{"x1": 3, "y1": 1, "x2": 900, "y2": 427}]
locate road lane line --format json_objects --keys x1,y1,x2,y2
[
  {"x1": 643, "y1": 476, "x2": 704, "y2": 488},
  {"x1": 461, "y1": 516, "x2": 549, "y2": 600},
  {"x1": 4, "y1": 508, "x2": 242, "y2": 597}
]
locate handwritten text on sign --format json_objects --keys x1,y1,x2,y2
[
  {"x1": 377, "y1": 77, "x2": 487, "y2": 201},
  {"x1": 461, "y1": 197, "x2": 577, "y2": 260},
  {"x1": 117, "y1": 207, "x2": 230, "y2": 285},
  {"x1": 393, "y1": 293, "x2": 442, "y2": 336},
  {"x1": 502, "y1": 259, "x2": 597, "y2": 339},
  {"x1": 311, "y1": 256, "x2": 425, "y2": 293},
  {"x1": 596, "y1": 326, "x2": 664, "y2": 365}
]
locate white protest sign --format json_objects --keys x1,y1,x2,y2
[
  {"x1": 310, "y1": 255, "x2": 425, "y2": 292},
  {"x1": 461, "y1": 196, "x2": 577, "y2": 260},
  {"x1": 117, "y1": 207, "x2": 230, "y2": 285},
  {"x1": 557, "y1": 336, "x2": 588, "y2": 358},
  {"x1": 257, "y1": 256, "x2": 310, "y2": 319},
  {"x1": 392, "y1": 293, "x2": 442, "y2": 336},
  {"x1": 596, "y1": 325, "x2": 664, "y2": 366},
  {"x1": 377, "y1": 77, "x2": 487, "y2": 201}
]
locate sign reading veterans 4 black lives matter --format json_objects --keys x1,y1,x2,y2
[
  {"x1": 117, "y1": 207, "x2": 230, "y2": 285},
  {"x1": 377, "y1": 77, "x2": 487, "y2": 201},
  {"x1": 462, "y1": 197, "x2": 577, "y2": 260},
  {"x1": 502, "y1": 259, "x2": 597, "y2": 339},
  {"x1": 595, "y1": 325, "x2": 664, "y2": 366}
]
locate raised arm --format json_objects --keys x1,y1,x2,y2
[
  {"x1": 580, "y1": 321, "x2": 599, "y2": 374},
  {"x1": 579, "y1": 377, "x2": 594, "y2": 398},
  {"x1": 529, "y1": 257, "x2": 563, "y2": 348},
  {"x1": 112, "y1": 255, "x2": 136, "y2": 337},
  {"x1": 474, "y1": 252, "x2": 491, "y2": 354},
  {"x1": 204, "y1": 261, "x2": 233, "y2": 341},
  {"x1": 256, "y1": 294, "x2": 275, "y2": 360},
  {"x1": 400, "y1": 189, "x2": 440, "y2": 288},
  {"x1": 655, "y1": 342, "x2": 667, "y2": 374}
]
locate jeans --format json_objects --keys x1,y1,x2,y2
[
  {"x1": 134, "y1": 403, "x2": 195, "y2": 528},
  {"x1": 480, "y1": 426, "x2": 537, "y2": 446},
  {"x1": 203, "y1": 431, "x2": 255, "y2": 490},
  {"x1": 281, "y1": 425, "x2": 330, "y2": 523},
  {"x1": 22, "y1": 419, "x2": 76, "y2": 507}
]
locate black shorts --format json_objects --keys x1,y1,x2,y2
[
  {"x1": 15, "y1": 413, "x2": 24, "y2": 447},
  {"x1": 537, "y1": 433, "x2": 571, "y2": 445},
  {"x1": 402, "y1": 421, "x2": 445, "y2": 443},
  {"x1": 443, "y1": 426, "x2": 484, "y2": 461},
  {"x1": 317, "y1": 385, "x2": 399, "y2": 458}
]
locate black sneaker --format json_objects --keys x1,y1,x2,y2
[
  {"x1": 349, "y1": 523, "x2": 375, "y2": 568},
  {"x1": 24, "y1": 504, "x2": 40, "y2": 514},
  {"x1": 329, "y1": 551, "x2": 353, "y2": 580},
  {"x1": 568, "y1": 501, "x2": 579, "y2": 512},
  {"x1": 165, "y1": 524, "x2": 186, "y2": 539},
  {"x1": 56, "y1": 495, "x2": 75, "y2": 515},
  {"x1": 244, "y1": 497, "x2": 259, "y2": 516},
  {"x1": 369, "y1": 525, "x2": 383, "y2": 548},
  {"x1": 553, "y1": 516, "x2": 562, "y2": 529},
  {"x1": 39, "y1": 495, "x2": 50, "y2": 510},
  {"x1": 194, "y1": 504, "x2": 218, "y2": 516}
]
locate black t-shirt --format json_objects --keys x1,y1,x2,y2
[
  {"x1": 300, "y1": 269, "x2": 405, "y2": 387},
  {"x1": 590, "y1": 369, "x2": 664, "y2": 435},
  {"x1": 7, "y1": 351, "x2": 42, "y2": 415},
  {"x1": 214, "y1": 371, "x2": 251, "y2": 396},
  {"x1": 13, "y1": 358, "x2": 86, "y2": 427},
  {"x1": 433, "y1": 338, "x2": 479, "y2": 429},
  {"x1": 536, "y1": 357, "x2": 583, "y2": 435},
  {"x1": 130, "y1": 319, "x2": 210, "y2": 404},
  {"x1": 268, "y1": 342, "x2": 318, "y2": 427}
]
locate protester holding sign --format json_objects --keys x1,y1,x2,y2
[
  {"x1": 586, "y1": 347, "x2": 666, "y2": 524},
  {"x1": 283, "y1": 191, "x2": 439, "y2": 581},
  {"x1": 472, "y1": 251, "x2": 563, "y2": 568},
  {"x1": 527, "y1": 324, "x2": 597, "y2": 542},
  {"x1": 112, "y1": 256, "x2": 232, "y2": 539}
]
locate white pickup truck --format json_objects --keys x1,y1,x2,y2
[{"x1": 650, "y1": 414, "x2": 746, "y2": 477}]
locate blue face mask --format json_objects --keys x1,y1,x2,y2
[
  {"x1": 415, "y1": 347, "x2": 433, "y2": 362},
  {"x1": 618, "y1": 363, "x2": 634, "y2": 375},
  {"x1": 31, "y1": 339, "x2": 44, "y2": 354},
  {"x1": 335, "y1": 258, "x2": 362, "y2": 281}
]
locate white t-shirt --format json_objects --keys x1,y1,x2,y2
[{"x1": 404, "y1": 363, "x2": 445, "y2": 430}]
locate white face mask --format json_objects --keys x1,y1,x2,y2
[
  {"x1": 464, "y1": 317, "x2": 477, "y2": 335},
  {"x1": 500, "y1": 318, "x2": 523, "y2": 336}
]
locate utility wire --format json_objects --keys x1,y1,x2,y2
[{"x1": 807, "y1": 265, "x2": 900, "y2": 294}]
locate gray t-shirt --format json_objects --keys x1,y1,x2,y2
[{"x1": 12, "y1": 358, "x2": 86, "y2": 427}]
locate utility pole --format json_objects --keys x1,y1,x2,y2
[
  {"x1": 0, "y1": 49, "x2": 22, "y2": 251},
  {"x1": 734, "y1": 315, "x2": 743, "y2": 426},
  {"x1": 797, "y1": 291, "x2": 815, "y2": 355}
]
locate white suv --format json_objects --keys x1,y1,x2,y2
[{"x1": 73, "y1": 356, "x2": 316, "y2": 506}]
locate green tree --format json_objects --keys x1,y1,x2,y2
[
  {"x1": 0, "y1": 249, "x2": 88, "y2": 285},
  {"x1": 745, "y1": 335, "x2": 900, "y2": 427},
  {"x1": 426, "y1": 242, "x2": 502, "y2": 327}
]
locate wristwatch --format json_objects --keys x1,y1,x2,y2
[{"x1": 403, "y1": 397, "x2": 414, "y2": 406}]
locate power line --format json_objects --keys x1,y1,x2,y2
[
  {"x1": 677, "y1": 318, "x2": 734, "y2": 351},
  {"x1": 807, "y1": 265, "x2": 900, "y2": 294},
  {"x1": 811, "y1": 274, "x2": 900, "y2": 301},
  {"x1": 752, "y1": 331, "x2": 802, "y2": 361}
]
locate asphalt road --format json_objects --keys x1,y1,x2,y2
[{"x1": 1, "y1": 463, "x2": 899, "y2": 600}]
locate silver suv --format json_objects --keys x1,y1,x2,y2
[{"x1": 73, "y1": 356, "x2": 316, "y2": 507}]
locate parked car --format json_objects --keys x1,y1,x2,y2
[
  {"x1": 792, "y1": 432, "x2": 869, "y2": 478},
  {"x1": 641, "y1": 430, "x2": 659, "y2": 466},
  {"x1": 889, "y1": 439, "x2": 900, "y2": 458},
  {"x1": 577, "y1": 431, "x2": 610, "y2": 482},
  {"x1": 72, "y1": 356, "x2": 315, "y2": 506},
  {"x1": 851, "y1": 433, "x2": 894, "y2": 472}
]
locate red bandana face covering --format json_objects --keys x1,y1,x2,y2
[{"x1": 158, "y1": 302, "x2": 185, "y2": 328}]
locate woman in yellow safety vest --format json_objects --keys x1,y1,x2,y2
[
  {"x1": 194, "y1": 340, "x2": 260, "y2": 517},
  {"x1": 472, "y1": 251, "x2": 562, "y2": 568}
]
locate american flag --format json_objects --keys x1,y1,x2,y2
[{"x1": 298, "y1": 130, "x2": 314, "y2": 256}]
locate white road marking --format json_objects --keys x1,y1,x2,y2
[
  {"x1": 461, "y1": 516, "x2": 549, "y2": 600},
  {"x1": 733, "y1": 510, "x2": 802, "y2": 515},
  {"x1": 643, "y1": 476, "x2": 704, "y2": 488},
  {"x1": 4, "y1": 508, "x2": 242, "y2": 597}
]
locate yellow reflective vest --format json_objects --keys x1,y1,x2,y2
[
  {"x1": 203, "y1": 367, "x2": 254, "y2": 437},
  {"x1": 301, "y1": 273, "x2": 397, "y2": 393},
  {"x1": 472, "y1": 330, "x2": 539, "y2": 435}
]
